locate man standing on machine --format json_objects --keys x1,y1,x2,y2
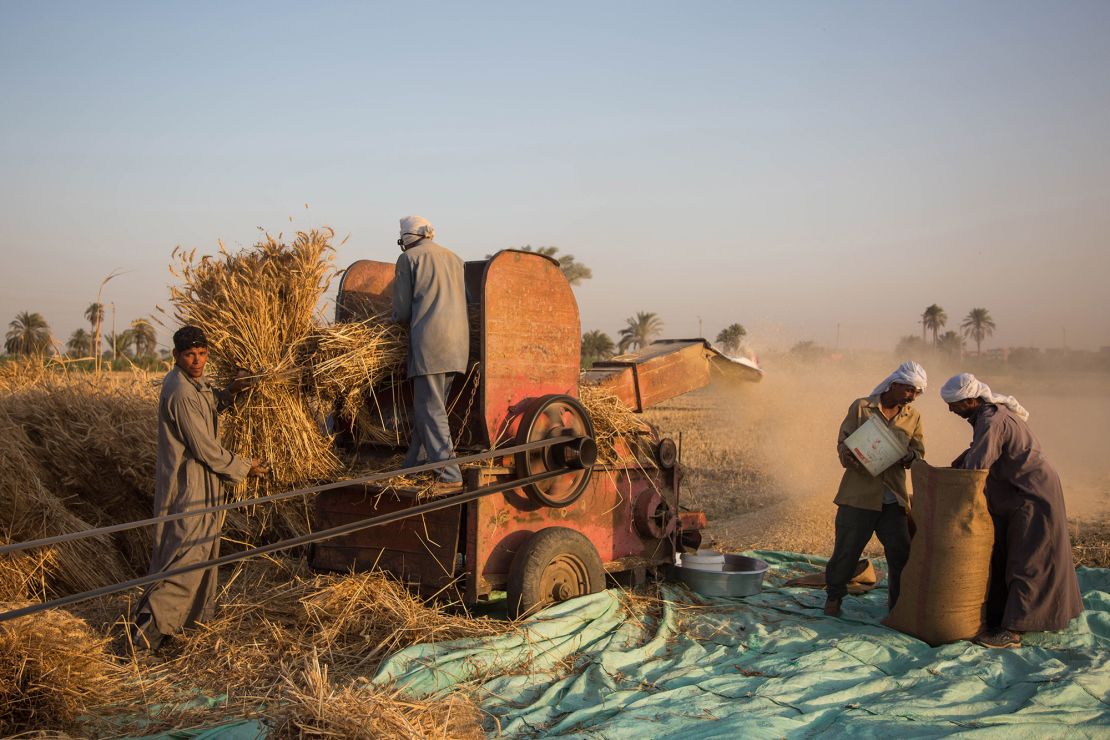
[{"x1": 393, "y1": 215, "x2": 469, "y2": 492}]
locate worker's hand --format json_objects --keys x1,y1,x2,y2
[
  {"x1": 839, "y1": 448, "x2": 862, "y2": 471},
  {"x1": 230, "y1": 369, "x2": 258, "y2": 394},
  {"x1": 248, "y1": 459, "x2": 269, "y2": 478}
]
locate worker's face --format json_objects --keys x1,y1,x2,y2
[
  {"x1": 173, "y1": 346, "x2": 208, "y2": 379},
  {"x1": 887, "y1": 382, "x2": 921, "y2": 406},
  {"x1": 947, "y1": 398, "x2": 981, "y2": 419}
]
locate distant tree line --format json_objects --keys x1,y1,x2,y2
[
  {"x1": 901, "y1": 304, "x2": 998, "y2": 358},
  {"x1": 4, "y1": 302, "x2": 165, "y2": 369}
]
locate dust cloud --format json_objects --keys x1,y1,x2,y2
[{"x1": 646, "y1": 354, "x2": 1110, "y2": 556}]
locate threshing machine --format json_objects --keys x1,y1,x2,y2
[{"x1": 311, "y1": 249, "x2": 760, "y2": 617}]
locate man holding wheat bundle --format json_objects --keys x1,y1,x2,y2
[
  {"x1": 393, "y1": 215, "x2": 469, "y2": 493},
  {"x1": 128, "y1": 326, "x2": 266, "y2": 652}
]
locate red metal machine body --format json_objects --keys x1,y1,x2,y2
[{"x1": 312, "y1": 250, "x2": 714, "y2": 606}]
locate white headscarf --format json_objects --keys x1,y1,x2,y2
[
  {"x1": 940, "y1": 373, "x2": 1029, "y2": 421},
  {"x1": 399, "y1": 215, "x2": 435, "y2": 247},
  {"x1": 870, "y1": 360, "x2": 928, "y2": 397}
]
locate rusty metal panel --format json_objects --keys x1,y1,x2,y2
[
  {"x1": 472, "y1": 468, "x2": 676, "y2": 587},
  {"x1": 336, "y1": 260, "x2": 396, "y2": 321},
  {"x1": 579, "y1": 365, "x2": 639, "y2": 409},
  {"x1": 481, "y1": 251, "x2": 580, "y2": 445},
  {"x1": 586, "y1": 341, "x2": 711, "y2": 411},
  {"x1": 311, "y1": 486, "x2": 461, "y2": 594},
  {"x1": 632, "y1": 342, "x2": 711, "y2": 408}
]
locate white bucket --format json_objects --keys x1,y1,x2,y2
[
  {"x1": 844, "y1": 414, "x2": 907, "y2": 477},
  {"x1": 679, "y1": 550, "x2": 726, "y2": 571}
]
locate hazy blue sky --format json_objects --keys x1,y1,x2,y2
[{"x1": 2, "y1": 1, "x2": 1108, "y2": 353}]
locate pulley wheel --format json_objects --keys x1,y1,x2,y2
[{"x1": 515, "y1": 394, "x2": 596, "y2": 508}]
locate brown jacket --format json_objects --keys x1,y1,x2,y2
[{"x1": 834, "y1": 395, "x2": 924, "y2": 511}]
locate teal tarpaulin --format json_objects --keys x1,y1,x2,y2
[{"x1": 373, "y1": 551, "x2": 1110, "y2": 738}]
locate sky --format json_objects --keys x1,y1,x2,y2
[{"x1": 2, "y1": 1, "x2": 1108, "y2": 354}]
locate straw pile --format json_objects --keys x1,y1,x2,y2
[
  {"x1": 62, "y1": 558, "x2": 505, "y2": 737},
  {"x1": 0, "y1": 402, "x2": 134, "y2": 595},
  {"x1": 279, "y1": 655, "x2": 483, "y2": 739},
  {"x1": 578, "y1": 383, "x2": 653, "y2": 464},
  {"x1": 0, "y1": 547, "x2": 53, "y2": 603},
  {"x1": 0, "y1": 606, "x2": 129, "y2": 735}
]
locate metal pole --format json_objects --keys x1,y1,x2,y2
[
  {"x1": 0, "y1": 467, "x2": 571, "y2": 623},
  {"x1": 0, "y1": 434, "x2": 576, "y2": 556}
]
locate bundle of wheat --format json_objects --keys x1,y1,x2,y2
[
  {"x1": 168, "y1": 230, "x2": 420, "y2": 542},
  {"x1": 577, "y1": 383, "x2": 653, "y2": 464},
  {"x1": 170, "y1": 230, "x2": 341, "y2": 495},
  {"x1": 0, "y1": 606, "x2": 129, "y2": 736},
  {"x1": 300, "y1": 318, "x2": 407, "y2": 421}
]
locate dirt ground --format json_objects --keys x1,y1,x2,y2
[{"x1": 644, "y1": 355, "x2": 1110, "y2": 567}]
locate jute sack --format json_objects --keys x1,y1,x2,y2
[{"x1": 882, "y1": 461, "x2": 993, "y2": 645}]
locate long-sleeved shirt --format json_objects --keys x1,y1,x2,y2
[
  {"x1": 392, "y1": 240, "x2": 469, "y2": 378},
  {"x1": 834, "y1": 395, "x2": 924, "y2": 511}
]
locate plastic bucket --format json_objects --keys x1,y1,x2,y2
[
  {"x1": 844, "y1": 414, "x2": 907, "y2": 477},
  {"x1": 679, "y1": 550, "x2": 726, "y2": 571}
]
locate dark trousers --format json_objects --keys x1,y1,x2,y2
[
  {"x1": 825, "y1": 503, "x2": 911, "y2": 609},
  {"x1": 404, "y1": 373, "x2": 461, "y2": 483}
]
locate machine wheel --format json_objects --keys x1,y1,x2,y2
[
  {"x1": 515, "y1": 394, "x2": 597, "y2": 508},
  {"x1": 506, "y1": 527, "x2": 605, "y2": 619}
]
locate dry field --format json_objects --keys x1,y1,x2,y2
[{"x1": 645, "y1": 355, "x2": 1110, "y2": 566}]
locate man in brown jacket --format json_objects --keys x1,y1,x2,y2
[
  {"x1": 130, "y1": 326, "x2": 266, "y2": 651},
  {"x1": 824, "y1": 361, "x2": 926, "y2": 617}
]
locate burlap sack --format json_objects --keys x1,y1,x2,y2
[{"x1": 882, "y1": 461, "x2": 993, "y2": 645}]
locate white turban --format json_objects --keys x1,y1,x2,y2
[
  {"x1": 399, "y1": 215, "x2": 435, "y2": 247},
  {"x1": 870, "y1": 360, "x2": 928, "y2": 397},
  {"x1": 940, "y1": 373, "x2": 1029, "y2": 421}
]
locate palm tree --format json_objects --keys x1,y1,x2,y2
[
  {"x1": 85, "y1": 302, "x2": 105, "y2": 359},
  {"x1": 5, "y1": 311, "x2": 52, "y2": 356},
  {"x1": 103, "y1": 331, "x2": 133, "y2": 360},
  {"x1": 715, "y1": 323, "x2": 747, "y2": 355},
  {"x1": 961, "y1": 307, "x2": 996, "y2": 355},
  {"x1": 130, "y1": 318, "x2": 158, "y2": 358},
  {"x1": 936, "y1": 330, "x2": 964, "y2": 358},
  {"x1": 922, "y1": 304, "x2": 947, "y2": 346},
  {"x1": 66, "y1": 328, "x2": 91, "y2": 357},
  {"x1": 581, "y1": 330, "x2": 615, "y2": 369},
  {"x1": 518, "y1": 246, "x2": 593, "y2": 286},
  {"x1": 618, "y1": 312, "x2": 663, "y2": 353}
]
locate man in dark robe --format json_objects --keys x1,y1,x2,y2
[
  {"x1": 942, "y1": 373, "x2": 1083, "y2": 648},
  {"x1": 130, "y1": 326, "x2": 266, "y2": 651}
]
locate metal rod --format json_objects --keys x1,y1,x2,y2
[
  {"x1": 0, "y1": 467, "x2": 570, "y2": 623},
  {"x1": 0, "y1": 435, "x2": 575, "y2": 556}
]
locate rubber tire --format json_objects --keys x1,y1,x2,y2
[{"x1": 506, "y1": 526, "x2": 606, "y2": 619}]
